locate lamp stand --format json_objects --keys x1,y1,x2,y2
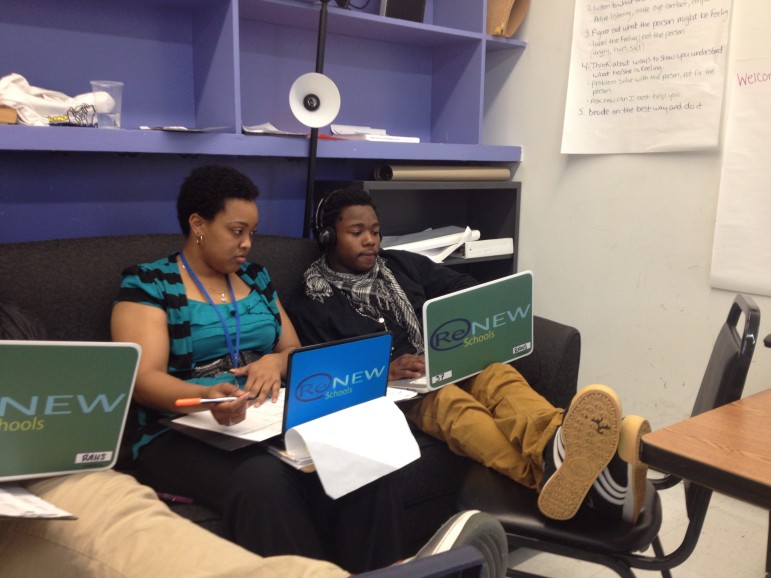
[{"x1": 302, "y1": 0, "x2": 331, "y2": 239}]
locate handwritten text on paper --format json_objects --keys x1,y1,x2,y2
[{"x1": 562, "y1": 0, "x2": 732, "y2": 154}]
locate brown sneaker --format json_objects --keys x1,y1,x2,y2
[{"x1": 538, "y1": 384, "x2": 622, "y2": 521}]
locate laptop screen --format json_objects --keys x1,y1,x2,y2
[
  {"x1": 283, "y1": 332, "x2": 392, "y2": 432},
  {"x1": 0, "y1": 341, "x2": 140, "y2": 482},
  {"x1": 423, "y1": 271, "x2": 533, "y2": 390}
]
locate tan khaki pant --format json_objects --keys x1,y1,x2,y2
[
  {"x1": 402, "y1": 363, "x2": 563, "y2": 491},
  {"x1": 0, "y1": 470, "x2": 348, "y2": 578}
]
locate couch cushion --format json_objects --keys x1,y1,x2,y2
[{"x1": 0, "y1": 234, "x2": 321, "y2": 342}]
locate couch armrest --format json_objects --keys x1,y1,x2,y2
[{"x1": 511, "y1": 316, "x2": 581, "y2": 411}]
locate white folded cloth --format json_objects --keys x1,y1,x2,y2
[{"x1": 0, "y1": 73, "x2": 104, "y2": 126}]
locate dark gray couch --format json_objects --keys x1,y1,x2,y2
[{"x1": 0, "y1": 233, "x2": 580, "y2": 551}]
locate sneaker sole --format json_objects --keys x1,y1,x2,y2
[
  {"x1": 413, "y1": 510, "x2": 508, "y2": 578},
  {"x1": 618, "y1": 415, "x2": 651, "y2": 524},
  {"x1": 538, "y1": 384, "x2": 622, "y2": 521}
]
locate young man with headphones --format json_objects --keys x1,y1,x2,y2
[{"x1": 289, "y1": 187, "x2": 651, "y2": 525}]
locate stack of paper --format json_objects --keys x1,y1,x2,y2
[
  {"x1": 0, "y1": 485, "x2": 75, "y2": 519},
  {"x1": 242, "y1": 122, "x2": 306, "y2": 136},
  {"x1": 329, "y1": 124, "x2": 419, "y2": 143},
  {"x1": 381, "y1": 226, "x2": 481, "y2": 263}
]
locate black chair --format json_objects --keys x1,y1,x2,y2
[{"x1": 457, "y1": 293, "x2": 760, "y2": 578}]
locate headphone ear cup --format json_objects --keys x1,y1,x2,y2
[{"x1": 316, "y1": 226, "x2": 336, "y2": 249}]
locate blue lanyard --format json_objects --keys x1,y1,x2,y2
[{"x1": 180, "y1": 251, "x2": 241, "y2": 371}]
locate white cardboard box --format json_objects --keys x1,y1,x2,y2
[{"x1": 460, "y1": 238, "x2": 514, "y2": 259}]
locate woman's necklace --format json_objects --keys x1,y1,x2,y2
[
  {"x1": 208, "y1": 285, "x2": 229, "y2": 303},
  {"x1": 179, "y1": 262, "x2": 228, "y2": 302}
]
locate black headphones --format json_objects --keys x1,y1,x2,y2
[
  {"x1": 314, "y1": 188, "x2": 382, "y2": 250},
  {"x1": 314, "y1": 192, "x2": 337, "y2": 249}
]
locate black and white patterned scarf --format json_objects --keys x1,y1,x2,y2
[{"x1": 304, "y1": 256, "x2": 424, "y2": 354}]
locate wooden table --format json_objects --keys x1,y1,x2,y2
[{"x1": 641, "y1": 387, "x2": 771, "y2": 575}]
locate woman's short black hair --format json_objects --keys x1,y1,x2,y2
[
  {"x1": 176, "y1": 165, "x2": 260, "y2": 236},
  {"x1": 317, "y1": 187, "x2": 377, "y2": 232}
]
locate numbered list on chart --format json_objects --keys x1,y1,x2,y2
[{"x1": 562, "y1": 0, "x2": 732, "y2": 154}]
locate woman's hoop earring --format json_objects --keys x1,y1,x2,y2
[{"x1": 196, "y1": 234, "x2": 204, "y2": 246}]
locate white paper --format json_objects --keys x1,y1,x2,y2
[
  {"x1": 382, "y1": 227, "x2": 481, "y2": 262},
  {"x1": 0, "y1": 484, "x2": 76, "y2": 519},
  {"x1": 710, "y1": 56, "x2": 771, "y2": 297},
  {"x1": 331, "y1": 124, "x2": 387, "y2": 136},
  {"x1": 241, "y1": 122, "x2": 306, "y2": 136},
  {"x1": 173, "y1": 389, "x2": 287, "y2": 442},
  {"x1": 285, "y1": 397, "x2": 420, "y2": 499},
  {"x1": 561, "y1": 0, "x2": 732, "y2": 154},
  {"x1": 384, "y1": 387, "x2": 419, "y2": 402},
  {"x1": 139, "y1": 125, "x2": 230, "y2": 133},
  {"x1": 172, "y1": 387, "x2": 417, "y2": 444}
]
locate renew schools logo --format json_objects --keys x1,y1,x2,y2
[
  {"x1": 294, "y1": 366, "x2": 388, "y2": 402},
  {"x1": 429, "y1": 305, "x2": 531, "y2": 351},
  {"x1": 295, "y1": 373, "x2": 335, "y2": 402},
  {"x1": 0, "y1": 393, "x2": 128, "y2": 434}
]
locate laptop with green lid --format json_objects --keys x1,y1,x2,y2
[
  {"x1": 388, "y1": 270, "x2": 533, "y2": 393},
  {"x1": 0, "y1": 341, "x2": 140, "y2": 482}
]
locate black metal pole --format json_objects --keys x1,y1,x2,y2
[{"x1": 302, "y1": 0, "x2": 330, "y2": 239}]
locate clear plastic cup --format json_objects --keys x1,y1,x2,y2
[{"x1": 90, "y1": 80, "x2": 123, "y2": 129}]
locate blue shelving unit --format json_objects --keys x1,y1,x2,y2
[{"x1": 0, "y1": 0, "x2": 525, "y2": 242}]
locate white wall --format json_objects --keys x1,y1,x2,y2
[{"x1": 485, "y1": 0, "x2": 771, "y2": 428}]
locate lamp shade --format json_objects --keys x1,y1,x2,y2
[{"x1": 289, "y1": 72, "x2": 341, "y2": 128}]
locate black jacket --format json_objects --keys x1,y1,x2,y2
[{"x1": 289, "y1": 249, "x2": 477, "y2": 359}]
